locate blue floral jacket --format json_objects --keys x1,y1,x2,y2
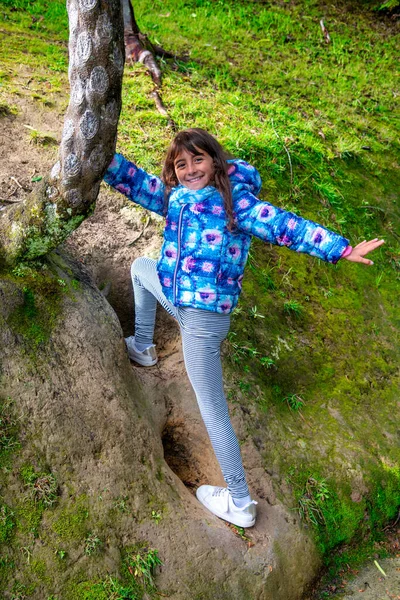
[{"x1": 104, "y1": 154, "x2": 349, "y2": 314}]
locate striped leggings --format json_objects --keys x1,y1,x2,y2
[{"x1": 131, "y1": 256, "x2": 250, "y2": 499}]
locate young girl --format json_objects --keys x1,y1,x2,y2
[{"x1": 104, "y1": 128, "x2": 383, "y2": 528}]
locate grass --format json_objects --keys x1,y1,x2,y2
[
  {"x1": 20, "y1": 465, "x2": 58, "y2": 507},
  {"x1": 0, "y1": 398, "x2": 19, "y2": 460},
  {"x1": 84, "y1": 533, "x2": 103, "y2": 556},
  {"x1": 27, "y1": 127, "x2": 58, "y2": 146},
  {"x1": 123, "y1": 546, "x2": 162, "y2": 591}
]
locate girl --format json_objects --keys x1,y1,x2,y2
[{"x1": 104, "y1": 128, "x2": 383, "y2": 528}]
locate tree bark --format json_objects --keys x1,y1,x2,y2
[
  {"x1": 122, "y1": 0, "x2": 162, "y2": 86},
  {"x1": 0, "y1": 0, "x2": 124, "y2": 270},
  {"x1": 122, "y1": 1, "x2": 177, "y2": 129}
]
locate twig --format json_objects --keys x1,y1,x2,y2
[
  {"x1": 150, "y1": 90, "x2": 177, "y2": 130},
  {"x1": 320, "y1": 20, "x2": 331, "y2": 44},
  {"x1": 271, "y1": 118, "x2": 294, "y2": 187},
  {"x1": 0, "y1": 197, "x2": 22, "y2": 204},
  {"x1": 10, "y1": 176, "x2": 25, "y2": 189},
  {"x1": 298, "y1": 410, "x2": 313, "y2": 430}
]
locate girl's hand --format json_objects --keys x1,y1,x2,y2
[{"x1": 344, "y1": 238, "x2": 385, "y2": 265}]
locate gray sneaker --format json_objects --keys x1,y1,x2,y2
[{"x1": 125, "y1": 336, "x2": 158, "y2": 366}]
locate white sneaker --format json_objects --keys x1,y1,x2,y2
[
  {"x1": 196, "y1": 485, "x2": 257, "y2": 528},
  {"x1": 125, "y1": 336, "x2": 158, "y2": 366}
]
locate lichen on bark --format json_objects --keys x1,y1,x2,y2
[{"x1": 0, "y1": 0, "x2": 124, "y2": 270}]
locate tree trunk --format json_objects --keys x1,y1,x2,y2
[{"x1": 0, "y1": 0, "x2": 124, "y2": 270}]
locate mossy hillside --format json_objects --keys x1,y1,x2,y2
[
  {"x1": 5, "y1": 261, "x2": 70, "y2": 349},
  {"x1": 0, "y1": 452, "x2": 163, "y2": 598},
  {"x1": 224, "y1": 226, "x2": 398, "y2": 561},
  {"x1": 0, "y1": 390, "x2": 164, "y2": 597},
  {"x1": 0, "y1": 0, "x2": 399, "y2": 590}
]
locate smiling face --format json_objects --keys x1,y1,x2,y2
[{"x1": 174, "y1": 147, "x2": 215, "y2": 191}]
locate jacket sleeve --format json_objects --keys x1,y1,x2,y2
[
  {"x1": 103, "y1": 153, "x2": 165, "y2": 217},
  {"x1": 233, "y1": 188, "x2": 349, "y2": 264}
]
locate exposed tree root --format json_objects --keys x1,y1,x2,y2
[{"x1": 123, "y1": 0, "x2": 177, "y2": 130}]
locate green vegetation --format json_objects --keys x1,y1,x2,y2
[
  {"x1": 84, "y1": 533, "x2": 103, "y2": 556},
  {"x1": 0, "y1": 100, "x2": 17, "y2": 117},
  {"x1": 123, "y1": 545, "x2": 163, "y2": 591},
  {"x1": 27, "y1": 127, "x2": 58, "y2": 146},
  {"x1": 0, "y1": 397, "x2": 19, "y2": 462},
  {"x1": 51, "y1": 496, "x2": 89, "y2": 540},
  {"x1": 0, "y1": 502, "x2": 15, "y2": 543},
  {"x1": 70, "y1": 576, "x2": 138, "y2": 600},
  {"x1": 20, "y1": 465, "x2": 59, "y2": 507}
]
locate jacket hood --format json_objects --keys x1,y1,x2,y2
[{"x1": 227, "y1": 159, "x2": 262, "y2": 196}]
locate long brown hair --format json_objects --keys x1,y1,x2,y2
[{"x1": 161, "y1": 128, "x2": 235, "y2": 231}]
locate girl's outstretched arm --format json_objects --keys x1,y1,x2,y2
[
  {"x1": 233, "y1": 189, "x2": 349, "y2": 264},
  {"x1": 342, "y1": 239, "x2": 385, "y2": 265},
  {"x1": 104, "y1": 153, "x2": 165, "y2": 216}
]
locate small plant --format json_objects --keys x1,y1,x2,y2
[
  {"x1": 322, "y1": 288, "x2": 334, "y2": 298},
  {"x1": 0, "y1": 101, "x2": 18, "y2": 117},
  {"x1": 245, "y1": 345, "x2": 259, "y2": 358},
  {"x1": 259, "y1": 356, "x2": 275, "y2": 369},
  {"x1": 260, "y1": 268, "x2": 276, "y2": 290},
  {"x1": 11, "y1": 582, "x2": 28, "y2": 600},
  {"x1": 55, "y1": 548, "x2": 67, "y2": 560},
  {"x1": 283, "y1": 300, "x2": 303, "y2": 317},
  {"x1": 0, "y1": 398, "x2": 19, "y2": 454},
  {"x1": 84, "y1": 533, "x2": 102, "y2": 556},
  {"x1": 151, "y1": 510, "x2": 162, "y2": 524},
  {"x1": 250, "y1": 305, "x2": 265, "y2": 319},
  {"x1": 238, "y1": 379, "x2": 251, "y2": 394},
  {"x1": 283, "y1": 393, "x2": 305, "y2": 412},
  {"x1": 32, "y1": 474, "x2": 58, "y2": 506},
  {"x1": 125, "y1": 547, "x2": 162, "y2": 590},
  {"x1": 112, "y1": 495, "x2": 129, "y2": 513},
  {"x1": 21, "y1": 467, "x2": 58, "y2": 507},
  {"x1": 297, "y1": 477, "x2": 331, "y2": 527},
  {"x1": 229, "y1": 523, "x2": 250, "y2": 541},
  {"x1": 26, "y1": 126, "x2": 58, "y2": 146},
  {"x1": 100, "y1": 576, "x2": 137, "y2": 599},
  {"x1": 0, "y1": 503, "x2": 15, "y2": 543}
]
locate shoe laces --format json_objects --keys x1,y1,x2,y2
[{"x1": 211, "y1": 487, "x2": 229, "y2": 497}]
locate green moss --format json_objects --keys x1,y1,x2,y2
[
  {"x1": 30, "y1": 558, "x2": 50, "y2": 584},
  {"x1": 7, "y1": 266, "x2": 63, "y2": 347},
  {"x1": 0, "y1": 502, "x2": 15, "y2": 544},
  {"x1": 66, "y1": 577, "x2": 138, "y2": 600},
  {"x1": 0, "y1": 555, "x2": 15, "y2": 590},
  {"x1": 0, "y1": 397, "x2": 20, "y2": 467},
  {"x1": 14, "y1": 498, "x2": 44, "y2": 538},
  {"x1": 287, "y1": 461, "x2": 399, "y2": 568},
  {"x1": 51, "y1": 496, "x2": 89, "y2": 541},
  {"x1": 367, "y1": 463, "x2": 400, "y2": 528},
  {"x1": 23, "y1": 210, "x2": 85, "y2": 262},
  {"x1": 5, "y1": 254, "x2": 80, "y2": 349}
]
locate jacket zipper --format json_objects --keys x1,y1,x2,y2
[{"x1": 173, "y1": 205, "x2": 185, "y2": 304}]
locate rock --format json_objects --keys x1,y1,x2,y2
[{"x1": 0, "y1": 251, "x2": 320, "y2": 599}]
